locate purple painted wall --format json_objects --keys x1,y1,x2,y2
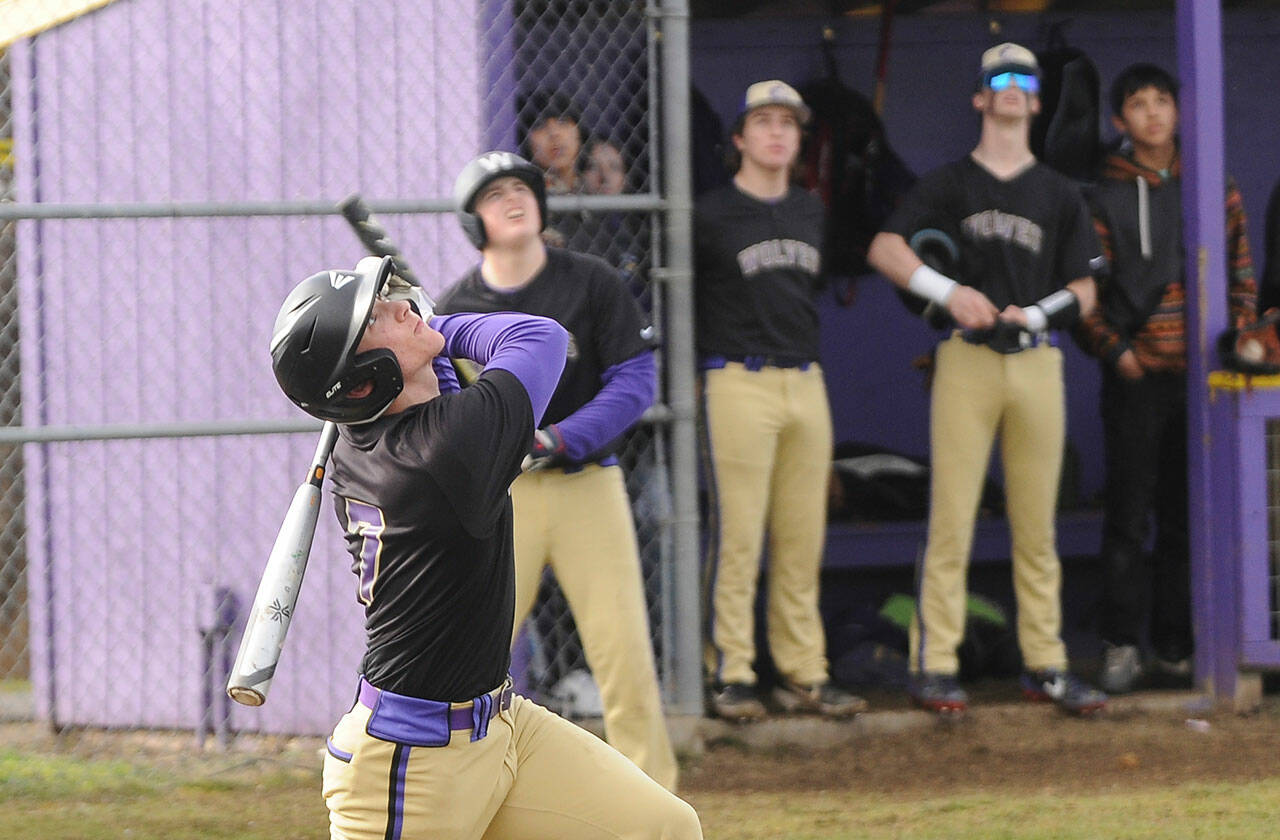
[
  {"x1": 12, "y1": 0, "x2": 496, "y2": 734},
  {"x1": 692, "y1": 10, "x2": 1280, "y2": 505}
]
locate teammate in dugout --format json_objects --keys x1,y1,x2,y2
[
  {"x1": 867, "y1": 43, "x2": 1108, "y2": 716},
  {"x1": 269, "y1": 257, "x2": 700, "y2": 838},
  {"x1": 695, "y1": 80, "x2": 866, "y2": 722},
  {"x1": 434, "y1": 151, "x2": 678, "y2": 791}
]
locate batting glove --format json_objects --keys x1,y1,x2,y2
[{"x1": 521, "y1": 424, "x2": 567, "y2": 472}]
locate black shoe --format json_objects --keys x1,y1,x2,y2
[
  {"x1": 908, "y1": 672, "x2": 968, "y2": 714},
  {"x1": 710, "y1": 682, "x2": 766, "y2": 722},
  {"x1": 772, "y1": 679, "x2": 867, "y2": 718},
  {"x1": 1021, "y1": 669, "x2": 1107, "y2": 715}
]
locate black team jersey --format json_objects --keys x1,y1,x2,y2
[
  {"x1": 694, "y1": 183, "x2": 825, "y2": 361},
  {"x1": 436, "y1": 248, "x2": 651, "y2": 448},
  {"x1": 329, "y1": 370, "x2": 532, "y2": 703},
  {"x1": 885, "y1": 157, "x2": 1099, "y2": 308}
]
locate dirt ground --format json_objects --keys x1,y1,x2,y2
[
  {"x1": 4, "y1": 684, "x2": 1279, "y2": 802},
  {"x1": 680, "y1": 684, "x2": 1280, "y2": 798}
]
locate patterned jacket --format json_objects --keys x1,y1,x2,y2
[{"x1": 1077, "y1": 150, "x2": 1256, "y2": 373}]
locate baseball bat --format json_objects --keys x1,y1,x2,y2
[
  {"x1": 226, "y1": 422, "x2": 339, "y2": 706},
  {"x1": 338, "y1": 194, "x2": 424, "y2": 288}
]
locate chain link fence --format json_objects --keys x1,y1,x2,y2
[
  {"x1": 0, "y1": 47, "x2": 24, "y2": 693},
  {"x1": 0, "y1": 0, "x2": 690, "y2": 750}
]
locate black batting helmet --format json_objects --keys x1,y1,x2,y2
[
  {"x1": 270, "y1": 255, "x2": 404, "y2": 424},
  {"x1": 453, "y1": 151, "x2": 547, "y2": 248}
]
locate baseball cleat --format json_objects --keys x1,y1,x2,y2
[
  {"x1": 908, "y1": 672, "x2": 969, "y2": 715},
  {"x1": 772, "y1": 680, "x2": 867, "y2": 718},
  {"x1": 1021, "y1": 669, "x2": 1107, "y2": 715},
  {"x1": 710, "y1": 682, "x2": 767, "y2": 723}
]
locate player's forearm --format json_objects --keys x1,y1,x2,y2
[
  {"x1": 867, "y1": 232, "x2": 925, "y2": 290},
  {"x1": 432, "y1": 311, "x2": 569, "y2": 424},
  {"x1": 554, "y1": 352, "x2": 655, "y2": 462}
]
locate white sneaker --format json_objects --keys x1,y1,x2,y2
[{"x1": 1100, "y1": 644, "x2": 1142, "y2": 694}]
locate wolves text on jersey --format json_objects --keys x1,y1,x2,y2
[
  {"x1": 736, "y1": 238, "x2": 821, "y2": 278},
  {"x1": 961, "y1": 210, "x2": 1043, "y2": 254}
]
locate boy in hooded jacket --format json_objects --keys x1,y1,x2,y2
[{"x1": 1078, "y1": 63, "x2": 1257, "y2": 694}]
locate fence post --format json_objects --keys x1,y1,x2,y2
[{"x1": 657, "y1": 0, "x2": 702, "y2": 721}]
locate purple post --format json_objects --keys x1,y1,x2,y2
[
  {"x1": 1176, "y1": 1, "x2": 1236, "y2": 701},
  {"x1": 482, "y1": 0, "x2": 519, "y2": 152}
]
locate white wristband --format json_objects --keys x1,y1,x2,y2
[
  {"x1": 907, "y1": 264, "x2": 958, "y2": 307},
  {"x1": 1023, "y1": 305, "x2": 1048, "y2": 332}
]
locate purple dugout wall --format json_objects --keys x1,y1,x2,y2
[
  {"x1": 693, "y1": 10, "x2": 1280, "y2": 505},
  {"x1": 11, "y1": 1, "x2": 495, "y2": 734},
  {"x1": 693, "y1": 8, "x2": 1280, "y2": 690}
]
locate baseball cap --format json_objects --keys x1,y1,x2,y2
[
  {"x1": 980, "y1": 42, "x2": 1040, "y2": 82},
  {"x1": 739, "y1": 80, "x2": 811, "y2": 125}
]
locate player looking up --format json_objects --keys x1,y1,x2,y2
[
  {"x1": 269, "y1": 255, "x2": 700, "y2": 838},
  {"x1": 435, "y1": 151, "x2": 679, "y2": 791},
  {"x1": 868, "y1": 42, "x2": 1106, "y2": 716}
]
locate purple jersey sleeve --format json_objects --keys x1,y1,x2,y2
[
  {"x1": 554, "y1": 351, "x2": 655, "y2": 462},
  {"x1": 431, "y1": 311, "x2": 568, "y2": 426},
  {"x1": 433, "y1": 356, "x2": 461, "y2": 394}
]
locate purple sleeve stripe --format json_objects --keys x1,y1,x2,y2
[
  {"x1": 556, "y1": 351, "x2": 655, "y2": 462},
  {"x1": 431, "y1": 312, "x2": 569, "y2": 425}
]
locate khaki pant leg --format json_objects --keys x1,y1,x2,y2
[
  {"x1": 511, "y1": 472, "x2": 552, "y2": 641},
  {"x1": 912, "y1": 338, "x2": 1005, "y2": 675},
  {"x1": 322, "y1": 701, "x2": 513, "y2": 840},
  {"x1": 701, "y1": 364, "x2": 781, "y2": 686},
  {"x1": 1001, "y1": 345, "x2": 1068, "y2": 671},
  {"x1": 483, "y1": 695, "x2": 702, "y2": 840},
  {"x1": 546, "y1": 466, "x2": 678, "y2": 792},
  {"x1": 763, "y1": 365, "x2": 834, "y2": 686}
]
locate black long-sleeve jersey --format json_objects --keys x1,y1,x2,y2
[{"x1": 329, "y1": 370, "x2": 531, "y2": 703}]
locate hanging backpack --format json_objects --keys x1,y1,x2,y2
[
  {"x1": 798, "y1": 75, "x2": 917, "y2": 283},
  {"x1": 1030, "y1": 23, "x2": 1104, "y2": 183}
]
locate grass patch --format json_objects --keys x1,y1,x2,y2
[
  {"x1": 2, "y1": 743, "x2": 1279, "y2": 839},
  {"x1": 0, "y1": 749, "x2": 154, "y2": 800},
  {"x1": 689, "y1": 780, "x2": 1280, "y2": 839}
]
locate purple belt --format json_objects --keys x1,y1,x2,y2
[{"x1": 357, "y1": 676, "x2": 513, "y2": 747}]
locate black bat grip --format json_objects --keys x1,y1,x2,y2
[{"x1": 338, "y1": 194, "x2": 423, "y2": 289}]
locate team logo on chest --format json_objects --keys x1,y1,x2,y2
[
  {"x1": 736, "y1": 239, "x2": 821, "y2": 277},
  {"x1": 961, "y1": 210, "x2": 1043, "y2": 254}
]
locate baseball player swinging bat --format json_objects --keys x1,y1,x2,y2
[{"x1": 226, "y1": 196, "x2": 428, "y2": 707}]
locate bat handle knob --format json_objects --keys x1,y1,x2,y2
[{"x1": 228, "y1": 685, "x2": 266, "y2": 706}]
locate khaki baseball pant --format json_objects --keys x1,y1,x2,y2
[
  {"x1": 511, "y1": 465, "x2": 678, "y2": 792},
  {"x1": 911, "y1": 336, "x2": 1068, "y2": 675},
  {"x1": 323, "y1": 691, "x2": 701, "y2": 839},
  {"x1": 699, "y1": 362, "x2": 833, "y2": 688}
]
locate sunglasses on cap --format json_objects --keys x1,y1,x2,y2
[{"x1": 986, "y1": 72, "x2": 1039, "y2": 94}]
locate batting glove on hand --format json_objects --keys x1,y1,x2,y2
[{"x1": 521, "y1": 425, "x2": 567, "y2": 472}]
